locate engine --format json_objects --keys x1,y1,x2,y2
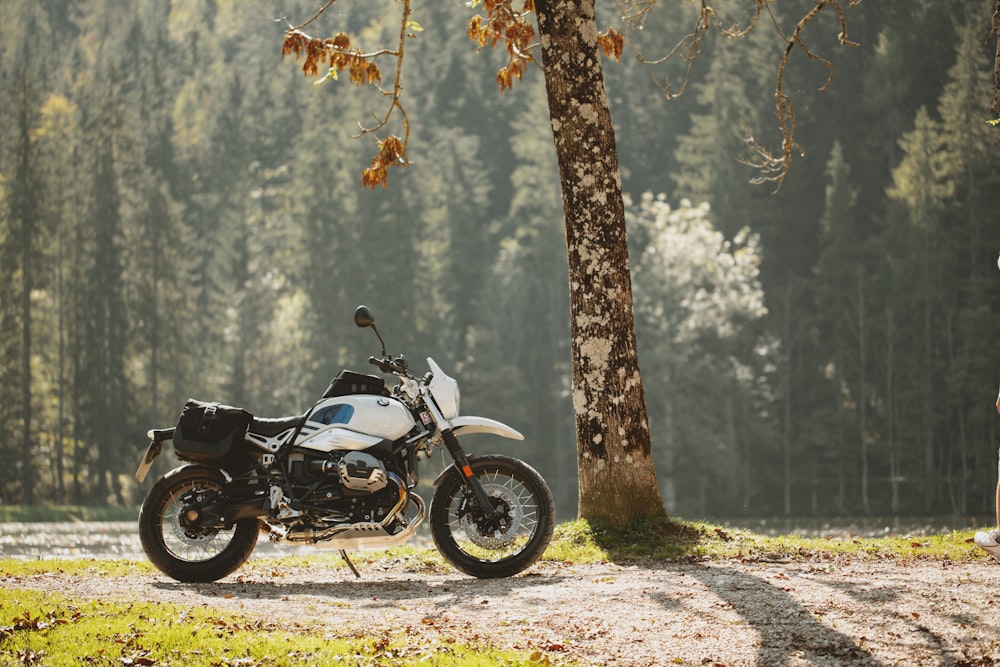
[
  {"x1": 285, "y1": 450, "x2": 385, "y2": 491},
  {"x1": 337, "y1": 452, "x2": 388, "y2": 492},
  {"x1": 278, "y1": 449, "x2": 398, "y2": 526}
]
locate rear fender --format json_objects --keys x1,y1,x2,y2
[{"x1": 162, "y1": 462, "x2": 233, "y2": 484}]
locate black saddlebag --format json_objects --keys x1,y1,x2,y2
[
  {"x1": 322, "y1": 370, "x2": 387, "y2": 398},
  {"x1": 173, "y1": 399, "x2": 253, "y2": 462}
]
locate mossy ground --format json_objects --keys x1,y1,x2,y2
[{"x1": 544, "y1": 516, "x2": 988, "y2": 564}]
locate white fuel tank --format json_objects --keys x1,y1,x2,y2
[{"x1": 295, "y1": 395, "x2": 414, "y2": 453}]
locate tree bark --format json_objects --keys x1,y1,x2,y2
[{"x1": 534, "y1": 0, "x2": 666, "y2": 524}]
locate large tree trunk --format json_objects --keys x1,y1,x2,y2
[{"x1": 534, "y1": 0, "x2": 666, "y2": 524}]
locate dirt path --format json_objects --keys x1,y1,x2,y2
[{"x1": 5, "y1": 556, "x2": 1000, "y2": 666}]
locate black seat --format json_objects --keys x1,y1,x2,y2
[{"x1": 249, "y1": 415, "x2": 306, "y2": 437}]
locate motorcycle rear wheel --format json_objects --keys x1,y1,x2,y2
[
  {"x1": 138, "y1": 465, "x2": 258, "y2": 583},
  {"x1": 430, "y1": 455, "x2": 555, "y2": 578}
]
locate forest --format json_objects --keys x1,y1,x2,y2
[{"x1": 1, "y1": 0, "x2": 999, "y2": 523}]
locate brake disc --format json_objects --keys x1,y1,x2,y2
[{"x1": 459, "y1": 483, "x2": 523, "y2": 549}]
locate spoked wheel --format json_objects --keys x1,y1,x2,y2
[
  {"x1": 430, "y1": 455, "x2": 555, "y2": 578},
  {"x1": 138, "y1": 465, "x2": 258, "y2": 583}
]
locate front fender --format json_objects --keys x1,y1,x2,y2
[
  {"x1": 432, "y1": 458, "x2": 473, "y2": 487},
  {"x1": 431, "y1": 419, "x2": 524, "y2": 487},
  {"x1": 449, "y1": 416, "x2": 524, "y2": 441}
]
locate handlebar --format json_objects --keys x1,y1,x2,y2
[{"x1": 369, "y1": 355, "x2": 408, "y2": 374}]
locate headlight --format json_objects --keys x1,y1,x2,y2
[{"x1": 449, "y1": 384, "x2": 461, "y2": 420}]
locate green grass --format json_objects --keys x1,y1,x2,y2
[
  {"x1": 543, "y1": 517, "x2": 993, "y2": 564},
  {"x1": 0, "y1": 558, "x2": 155, "y2": 578},
  {"x1": 0, "y1": 588, "x2": 548, "y2": 666}
]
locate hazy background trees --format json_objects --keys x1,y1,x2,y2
[{"x1": 1, "y1": 0, "x2": 999, "y2": 523}]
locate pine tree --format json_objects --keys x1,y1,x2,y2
[
  {"x1": 887, "y1": 107, "x2": 955, "y2": 513},
  {"x1": 8, "y1": 67, "x2": 43, "y2": 505},
  {"x1": 935, "y1": 12, "x2": 1000, "y2": 513},
  {"x1": 77, "y1": 107, "x2": 130, "y2": 503},
  {"x1": 33, "y1": 92, "x2": 80, "y2": 504},
  {"x1": 815, "y1": 141, "x2": 872, "y2": 512}
]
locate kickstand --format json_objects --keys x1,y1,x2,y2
[{"x1": 340, "y1": 549, "x2": 361, "y2": 578}]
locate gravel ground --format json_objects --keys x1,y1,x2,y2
[{"x1": 5, "y1": 555, "x2": 1000, "y2": 666}]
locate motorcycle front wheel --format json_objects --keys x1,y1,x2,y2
[
  {"x1": 138, "y1": 465, "x2": 258, "y2": 583},
  {"x1": 430, "y1": 455, "x2": 555, "y2": 578}
]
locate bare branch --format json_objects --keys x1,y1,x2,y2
[
  {"x1": 625, "y1": 0, "x2": 767, "y2": 100},
  {"x1": 748, "y1": 0, "x2": 855, "y2": 191},
  {"x1": 619, "y1": 0, "x2": 861, "y2": 190},
  {"x1": 629, "y1": 0, "x2": 715, "y2": 99},
  {"x1": 718, "y1": 0, "x2": 766, "y2": 40},
  {"x1": 291, "y1": 0, "x2": 338, "y2": 32},
  {"x1": 279, "y1": 0, "x2": 412, "y2": 187}
]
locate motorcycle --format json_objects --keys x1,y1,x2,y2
[{"x1": 135, "y1": 305, "x2": 555, "y2": 583}]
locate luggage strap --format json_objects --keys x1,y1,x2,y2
[{"x1": 197, "y1": 403, "x2": 219, "y2": 434}]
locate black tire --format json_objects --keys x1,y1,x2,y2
[
  {"x1": 138, "y1": 465, "x2": 258, "y2": 583},
  {"x1": 430, "y1": 455, "x2": 555, "y2": 578}
]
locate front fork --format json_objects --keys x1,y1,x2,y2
[
  {"x1": 440, "y1": 428, "x2": 498, "y2": 519},
  {"x1": 420, "y1": 387, "x2": 498, "y2": 520}
]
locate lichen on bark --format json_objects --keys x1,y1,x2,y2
[{"x1": 535, "y1": 0, "x2": 667, "y2": 524}]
